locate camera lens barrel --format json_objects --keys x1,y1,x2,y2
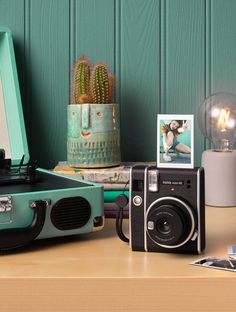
[
  {"x1": 154, "y1": 205, "x2": 187, "y2": 245},
  {"x1": 146, "y1": 197, "x2": 195, "y2": 249}
]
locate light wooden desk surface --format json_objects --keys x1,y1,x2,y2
[{"x1": 1, "y1": 206, "x2": 236, "y2": 311}]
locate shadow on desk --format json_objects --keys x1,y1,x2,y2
[{"x1": 0, "y1": 218, "x2": 120, "y2": 255}]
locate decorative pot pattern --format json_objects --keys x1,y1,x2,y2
[{"x1": 67, "y1": 103, "x2": 121, "y2": 168}]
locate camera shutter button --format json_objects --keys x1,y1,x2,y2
[{"x1": 133, "y1": 196, "x2": 142, "y2": 206}]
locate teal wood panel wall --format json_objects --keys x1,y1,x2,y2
[{"x1": 0, "y1": 0, "x2": 236, "y2": 168}]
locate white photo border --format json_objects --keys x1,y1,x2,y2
[{"x1": 157, "y1": 114, "x2": 194, "y2": 169}]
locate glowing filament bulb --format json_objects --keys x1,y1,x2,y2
[{"x1": 217, "y1": 108, "x2": 230, "y2": 132}]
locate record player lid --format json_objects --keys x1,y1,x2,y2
[{"x1": 0, "y1": 28, "x2": 29, "y2": 165}]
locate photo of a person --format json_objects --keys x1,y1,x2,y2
[
  {"x1": 157, "y1": 114, "x2": 194, "y2": 168},
  {"x1": 161, "y1": 120, "x2": 191, "y2": 162},
  {"x1": 192, "y1": 257, "x2": 236, "y2": 272}
]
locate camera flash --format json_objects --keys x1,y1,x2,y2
[{"x1": 148, "y1": 170, "x2": 159, "y2": 192}]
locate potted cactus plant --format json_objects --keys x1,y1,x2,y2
[{"x1": 67, "y1": 56, "x2": 121, "y2": 168}]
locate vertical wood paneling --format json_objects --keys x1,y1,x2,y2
[
  {"x1": 205, "y1": 0, "x2": 211, "y2": 99},
  {"x1": 0, "y1": 0, "x2": 25, "y2": 37},
  {"x1": 0, "y1": 0, "x2": 25, "y2": 66},
  {"x1": 211, "y1": 0, "x2": 236, "y2": 93},
  {"x1": 0, "y1": 0, "x2": 26, "y2": 124},
  {"x1": 26, "y1": 0, "x2": 70, "y2": 168},
  {"x1": 160, "y1": 0, "x2": 166, "y2": 114},
  {"x1": 120, "y1": 0, "x2": 160, "y2": 161},
  {"x1": 74, "y1": 0, "x2": 115, "y2": 70},
  {"x1": 1, "y1": 0, "x2": 236, "y2": 167},
  {"x1": 165, "y1": 0, "x2": 205, "y2": 165},
  {"x1": 210, "y1": 0, "x2": 236, "y2": 150}
]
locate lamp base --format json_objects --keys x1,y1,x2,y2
[{"x1": 201, "y1": 149, "x2": 236, "y2": 207}]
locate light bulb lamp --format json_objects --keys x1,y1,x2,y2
[{"x1": 198, "y1": 92, "x2": 236, "y2": 207}]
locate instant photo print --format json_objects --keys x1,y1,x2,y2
[
  {"x1": 157, "y1": 114, "x2": 194, "y2": 169},
  {"x1": 191, "y1": 257, "x2": 236, "y2": 272},
  {"x1": 0, "y1": 28, "x2": 104, "y2": 251}
]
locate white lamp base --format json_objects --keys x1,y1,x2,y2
[{"x1": 201, "y1": 150, "x2": 236, "y2": 207}]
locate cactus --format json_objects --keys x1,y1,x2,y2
[
  {"x1": 71, "y1": 56, "x2": 115, "y2": 104},
  {"x1": 71, "y1": 56, "x2": 91, "y2": 104},
  {"x1": 108, "y1": 74, "x2": 115, "y2": 104},
  {"x1": 91, "y1": 63, "x2": 114, "y2": 104}
]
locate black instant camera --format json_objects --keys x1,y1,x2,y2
[{"x1": 129, "y1": 165, "x2": 205, "y2": 254}]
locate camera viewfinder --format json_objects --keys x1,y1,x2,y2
[{"x1": 133, "y1": 180, "x2": 144, "y2": 191}]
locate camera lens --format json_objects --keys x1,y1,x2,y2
[
  {"x1": 146, "y1": 198, "x2": 195, "y2": 248},
  {"x1": 157, "y1": 219, "x2": 171, "y2": 235},
  {"x1": 154, "y1": 206, "x2": 186, "y2": 245}
]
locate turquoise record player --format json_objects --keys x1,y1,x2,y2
[{"x1": 0, "y1": 28, "x2": 104, "y2": 250}]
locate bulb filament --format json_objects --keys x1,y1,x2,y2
[{"x1": 217, "y1": 108, "x2": 230, "y2": 132}]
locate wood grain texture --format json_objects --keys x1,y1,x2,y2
[
  {"x1": 211, "y1": 0, "x2": 236, "y2": 93},
  {"x1": 0, "y1": 0, "x2": 26, "y2": 127},
  {"x1": 165, "y1": 0, "x2": 205, "y2": 165},
  {"x1": 25, "y1": 0, "x2": 70, "y2": 168},
  {"x1": 120, "y1": 0, "x2": 160, "y2": 161},
  {"x1": 0, "y1": 1, "x2": 25, "y2": 67},
  {"x1": 0, "y1": 278, "x2": 236, "y2": 312},
  {"x1": 74, "y1": 0, "x2": 115, "y2": 70},
  {"x1": 0, "y1": 207, "x2": 235, "y2": 311}
]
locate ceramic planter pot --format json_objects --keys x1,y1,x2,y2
[{"x1": 67, "y1": 103, "x2": 121, "y2": 168}]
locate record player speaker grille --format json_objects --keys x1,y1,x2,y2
[{"x1": 51, "y1": 196, "x2": 91, "y2": 231}]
